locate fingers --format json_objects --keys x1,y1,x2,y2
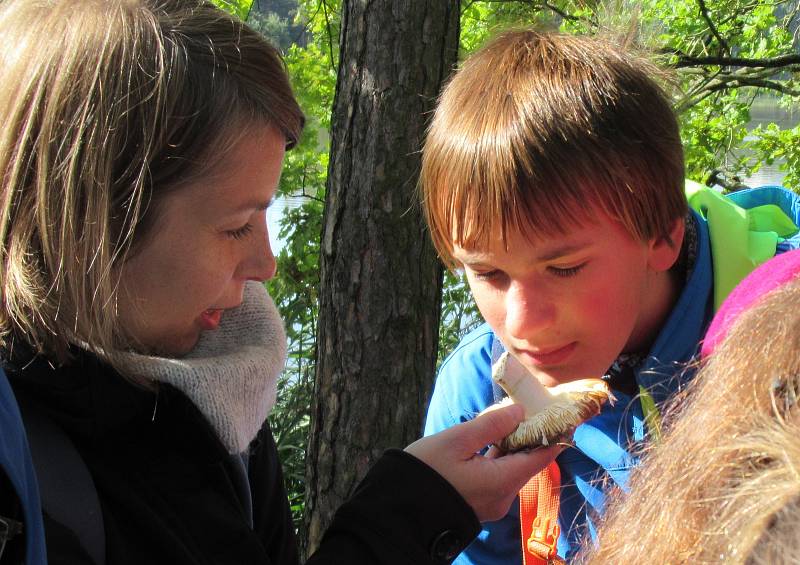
[
  {"x1": 470, "y1": 445, "x2": 563, "y2": 521},
  {"x1": 491, "y1": 445, "x2": 562, "y2": 491},
  {"x1": 454, "y1": 403, "x2": 525, "y2": 453}
]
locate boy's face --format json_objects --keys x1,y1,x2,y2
[{"x1": 453, "y1": 210, "x2": 683, "y2": 387}]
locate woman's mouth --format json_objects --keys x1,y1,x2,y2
[
  {"x1": 199, "y1": 309, "x2": 224, "y2": 330},
  {"x1": 518, "y1": 342, "x2": 577, "y2": 367}
]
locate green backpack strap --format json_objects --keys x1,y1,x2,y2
[
  {"x1": 638, "y1": 385, "x2": 662, "y2": 443},
  {"x1": 685, "y1": 179, "x2": 798, "y2": 310}
]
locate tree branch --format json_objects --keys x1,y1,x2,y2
[
  {"x1": 676, "y1": 53, "x2": 800, "y2": 69},
  {"x1": 712, "y1": 76, "x2": 800, "y2": 96},
  {"x1": 460, "y1": 0, "x2": 478, "y2": 14},
  {"x1": 320, "y1": 0, "x2": 336, "y2": 71},
  {"x1": 465, "y1": 0, "x2": 586, "y2": 24},
  {"x1": 680, "y1": 76, "x2": 800, "y2": 111},
  {"x1": 542, "y1": 0, "x2": 581, "y2": 22},
  {"x1": 697, "y1": 0, "x2": 730, "y2": 56}
]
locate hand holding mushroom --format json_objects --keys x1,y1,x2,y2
[
  {"x1": 488, "y1": 352, "x2": 614, "y2": 451},
  {"x1": 405, "y1": 403, "x2": 562, "y2": 522}
]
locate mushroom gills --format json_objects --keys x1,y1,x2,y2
[{"x1": 490, "y1": 351, "x2": 614, "y2": 451}]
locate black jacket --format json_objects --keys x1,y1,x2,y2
[{"x1": 4, "y1": 349, "x2": 479, "y2": 565}]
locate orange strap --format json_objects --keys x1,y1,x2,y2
[{"x1": 520, "y1": 461, "x2": 563, "y2": 565}]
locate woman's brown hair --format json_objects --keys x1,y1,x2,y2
[{"x1": 0, "y1": 0, "x2": 304, "y2": 362}]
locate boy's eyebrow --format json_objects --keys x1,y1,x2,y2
[
  {"x1": 454, "y1": 240, "x2": 592, "y2": 264},
  {"x1": 451, "y1": 248, "x2": 492, "y2": 264},
  {"x1": 535, "y1": 241, "x2": 592, "y2": 262}
]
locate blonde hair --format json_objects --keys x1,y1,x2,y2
[
  {"x1": 580, "y1": 278, "x2": 800, "y2": 564},
  {"x1": 420, "y1": 29, "x2": 686, "y2": 266},
  {"x1": 0, "y1": 0, "x2": 303, "y2": 363}
]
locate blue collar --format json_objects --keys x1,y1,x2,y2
[{"x1": 636, "y1": 210, "x2": 713, "y2": 406}]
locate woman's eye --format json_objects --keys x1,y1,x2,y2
[
  {"x1": 548, "y1": 263, "x2": 587, "y2": 278},
  {"x1": 226, "y1": 223, "x2": 254, "y2": 240}
]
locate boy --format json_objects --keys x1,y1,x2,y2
[{"x1": 420, "y1": 29, "x2": 800, "y2": 563}]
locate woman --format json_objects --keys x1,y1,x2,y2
[{"x1": 0, "y1": 1, "x2": 556, "y2": 563}]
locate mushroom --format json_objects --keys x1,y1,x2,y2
[{"x1": 489, "y1": 351, "x2": 614, "y2": 451}]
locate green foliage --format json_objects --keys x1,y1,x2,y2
[
  {"x1": 248, "y1": 0, "x2": 311, "y2": 51},
  {"x1": 295, "y1": 0, "x2": 341, "y2": 69},
  {"x1": 460, "y1": 1, "x2": 557, "y2": 54},
  {"x1": 279, "y1": 42, "x2": 335, "y2": 200},
  {"x1": 748, "y1": 121, "x2": 800, "y2": 188},
  {"x1": 210, "y1": 0, "x2": 253, "y2": 21},
  {"x1": 266, "y1": 200, "x2": 323, "y2": 528},
  {"x1": 255, "y1": 0, "x2": 337, "y2": 528},
  {"x1": 248, "y1": 11, "x2": 295, "y2": 50},
  {"x1": 642, "y1": 0, "x2": 800, "y2": 190},
  {"x1": 438, "y1": 270, "x2": 483, "y2": 366}
]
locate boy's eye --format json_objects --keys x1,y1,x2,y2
[
  {"x1": 548, "y1": 263, "x2": 587, "y2": 278},
  {"x1": 226, "y1": 223, "x2": 254, "y2": 240},
  {"x1": 472, "y1": 269, "x2": 500, "y2": 281}
]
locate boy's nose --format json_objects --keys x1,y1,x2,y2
[{"x1": 504, "y1": 282, "x2": 556, "y2": 339}]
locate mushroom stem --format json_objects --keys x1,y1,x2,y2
[{"x1": 491, "y1": 351, "x2": 554, "y2": 417}]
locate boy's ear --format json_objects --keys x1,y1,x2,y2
[{"x1": 648, "y1": 216, "x2": 685, "y2": 272}]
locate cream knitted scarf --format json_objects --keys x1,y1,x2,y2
[{"x1": 118, "y1": 282, "x2": 287, "y2": 454}]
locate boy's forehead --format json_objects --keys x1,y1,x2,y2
[
  {"x1": 449, "y1": 206, "x2": 655, "y2": 264},
  {"x1": 452, "y1": 225, "x2": 596, "y2": 261}
]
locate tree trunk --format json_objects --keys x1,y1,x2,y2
[{"x1": 302, "y1": 0, "x2": 460, "y2": 556}]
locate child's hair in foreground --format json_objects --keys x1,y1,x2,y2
[
  {"x1": 0, "y1": 0, "x2": 303, "y2": 362},
  {"x1": 580, "y1": 278, "x2": 800, "y2": 564},
  {"x1": 420, "y1": 29, "x2": 686, "y2": 267}
]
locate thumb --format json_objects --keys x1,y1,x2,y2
[{"x1": 456, "y1": 403, "x2": 525, "y2": 453}]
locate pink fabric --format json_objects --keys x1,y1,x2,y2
[{"x1": 701, "y1": 249, "x2": 800, "y2": 357}]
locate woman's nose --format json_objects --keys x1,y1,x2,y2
[{"x1": 243, "y1": 223, "x2": 277, "y2": 282}]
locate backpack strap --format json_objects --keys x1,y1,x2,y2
[
  {"x1": 491, "y1": 335, "x2": 564, "y2": 563},
  {"x1": 686, "y1": 181, "x2": 798, "y2": 310},
  {"x1": 520, "y1": 462, "x2": 563, "y2": 565},
  {"x1": 15, "y1": 395, "x2": 105, "y2": 565}
]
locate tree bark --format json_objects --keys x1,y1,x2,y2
[{"x1": 302, "y1": 0, "x2": 460, "y2": 556}]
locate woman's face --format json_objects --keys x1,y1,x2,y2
[{"x1": 117, "y1": 126, "x2": 286, "y2": 356}]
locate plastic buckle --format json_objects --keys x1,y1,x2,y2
[{"x1": 526, "y1": 516, "x2": 562, "y2": 564}]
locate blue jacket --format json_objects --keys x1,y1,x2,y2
[
  {"x1": 424, "y1": 186, "x2": 800, "y2": 563},
  {"x1": 0, "y1": 367, "x2": 47, "y2": 565}
]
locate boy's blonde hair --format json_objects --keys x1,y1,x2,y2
[
  {"x1": 420, "y1": 29, "x2": 686, "y2": 266},
  {"x1": 581, "y1": 278, "x2": 800, "y2": 564},
  {"x1": 0, "y1": 0, "x2": 303, "y2": 362}
]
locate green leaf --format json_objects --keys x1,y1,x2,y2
[{"x1": 210, "y1": 0, "x2": 253, "y2": 21}]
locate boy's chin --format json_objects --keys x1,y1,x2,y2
[{"x1": 526, "y1": 364, "x2": 602, "y2": 388}]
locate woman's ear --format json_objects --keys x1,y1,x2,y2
[{"x1": 648, "y1": 216, "x2": 685, "y2": 272}]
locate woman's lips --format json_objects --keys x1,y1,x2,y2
[
  {"x1": 199, "y1": 309, "x2": 224, "y2": 330},
  {"x1": 518, "y1": 342, "x2": 577, "y2": 367}
]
